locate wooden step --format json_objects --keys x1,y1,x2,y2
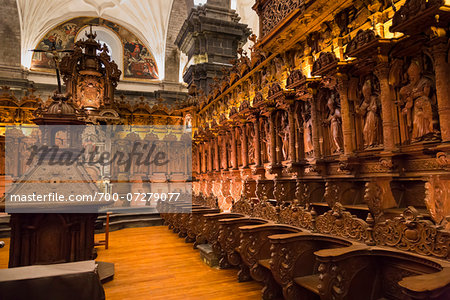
[{"x1": 294, "y1": 274, "x2": 321, "y2": 295}]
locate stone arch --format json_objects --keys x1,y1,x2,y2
[{"x1": 164, "y1": 0, "x2": 192, "y2": 82}]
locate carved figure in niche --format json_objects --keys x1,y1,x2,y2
[
  {"x1": 263, "y1": 120, "x2": 271, "y2": 162},
  {"x1": 302, "y1": 103, "x2": 314, "y2": 155},
  {"x1": 356, "y1": 79, "x2": 381, "y2": 148},
  {"x1": 399, "y1": 61, "x2": 436, "y2": 142},
  {"x1": 324, "y1": 94, "x2": 343, "y2": 154},
  {"x1": 278, "y1": 112, "x2": 289, "y2": 160},
  {"x1": 247, "y1": 125, "x2": 255, "y2": 164}
]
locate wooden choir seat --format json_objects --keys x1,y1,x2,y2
[
  {"x1": 268, "y1": 232, "x2": 358, "y2": 300},
  {"x1": 218, "y1": 217, "x2": 269, "y2": 269},
  {"x1": 186, "y1": 207, "x2": 221, "y2": 245},
  {"x1": 314, "y1": 246, "x2": 450, "y2": 300},
  {"x1": 238, "y1": 224, "x2": 305, "y2": 298},
  {"x1": 202, "y1": 212, "x2": 245, "y2": 261}
]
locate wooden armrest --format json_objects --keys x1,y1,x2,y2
[
  {"x1": 399, "y1": 268, "x2": 450, "y2": 293},
  {"x1": 314, "y1": 244, "x2": 370, "y2": 260},
  {"x1": 204, "y1": 212, "x2": 243, "y2": 218},
  {"x1": 218, "y1": 217, "x2": 267, "y2": 224},
  {"x1": 239, "y1": 223, "x2": 302, "y2": 233},
  {"x1": 192, "y1": 208, "x2": 221, "y2": 214}
]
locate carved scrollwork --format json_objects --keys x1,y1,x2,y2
[
  {"x1": 318, "y1": 256, "x2": 370, "y2": 300},
  {"x1": 345, "y1": 29, "x2": 378, "y2": 56},
  {"x1": 278, "y1": 203, "x2": 315, "y2": 230},
  {"x1": 312, "y1": 52, "x2": 338, "y2": 75},
  {"x1": 258, "y1": 0, "x2": 305, "y2": 36},
  {"x1": 323, "y1": 181, "x2": 340, "y2": 208},
  {"x1": 231, "y1": 197, "x2": 253, "y2": 215},
  {"x1": 286, "y1": 69, "x2": 306, "y2": 88},
  {"x1": 316, "y1": 203, "x2": 371, "y2": 242},
  {"x1": 392, "y1": 0, "x2": 444, "y2": 30},
  {"x1": 252, "y1": 198, "x2": 279, "y2": 222},
  {"x1": 373, "y1": 206, "x2": 450, "y2": 259}
]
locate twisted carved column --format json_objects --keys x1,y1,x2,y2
[
  {"x1": 375, "y1": 63, "x2": 396, "y2": 151},
  {"x1": 288, "y1": 105, "x2": 297, "y2": 162},
  {"x1": 337, "y1": 74, "x2": 353, "y2": 155},
  {"x1": 253, "y1": 115, "x2": 262, "y2": 166},
  {"x1": 432, "y1": 41, "x2": 450, "y2": 143}
]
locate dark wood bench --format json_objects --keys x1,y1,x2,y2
[
  {"x1": 218, "y1": 217, "x2": 269, "y2": 270},
  {"x1": 186, "y1": 207, "x2": 221, "y2": 245},
  {"x1": 315, "y1": 246, "x2": 450, "y2": 300},
  {"x1": 268, "y1": 232, "x2": 360, "y2": 300},
  {"x1": 201, "y1": 212, "x2": 245, "y2": 256},
  {"x1": 238, "y1": 223, "x2": 305, "y2": 298}
]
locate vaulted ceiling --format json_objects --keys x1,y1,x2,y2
[{"x1": 17, "y1": 0, "x2": 258, "y2": 80}]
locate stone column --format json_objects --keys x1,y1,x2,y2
[
  {"x1": 375, "y1": 63, "x2": 396, "y2": 151},
  {"x1": 269, "y1": 111, "x2": 277, "y2": 165},
  {"x1": 432, "y1": 42, "x2": 450, "y2": 142},
  {"x1": 288, "y1": 105, "x2": 297, "y2": 162},
  {"x1": 202, "y1": 142, "x2": 208, "y2": 173},
  {"x1": 241, "y1": 123, "x2": 249, "y2": 168},
  {"x1": 337, "y1": 74, "x2": 353, "y2": 155},
  {"x1": 214, "y1": 136, "x2": 220, "y2": 171},
  {"x1": 253, "y1": 116, "x2": 262, "y2": 166},
  {"x1": 231, "y1": 127, "x2": 238, "y2": 169}
]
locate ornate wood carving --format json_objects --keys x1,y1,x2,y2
[
  {"x1": 373, "y1": 206, "x2": 450, "y2": 259},
  {"x1": 278, "y1": 203, "x2": 315, "y2": 231},
  {"x1": 316, "y1": 203, "x2": 371, "y2": 242},
  {"x1": 255, "y1": 0, "x2": 305, "y2": 37}
]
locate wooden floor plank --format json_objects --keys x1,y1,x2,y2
[{"x1": 0, "y1": 226, "x2": 262, "y2": 299}]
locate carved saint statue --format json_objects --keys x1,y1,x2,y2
[
  {"x1": 302, "y1": 110, "x2": 314, "y2": 155},
  {"x1": 356, "y1": 79, "x2": 380, "y2": 148},
  {"x1": 247, "y1": 126, "x2": 255, "y2": 164},
  {"x1": 400, "y1": 61, "x2": 435, "y2": 142},
  {"x1": 263, "y1": 120, "x2": 271, "y2": 162},
  {"x1": 324, "y1": 94, "x2": 343, "y2": 153},
  {"x1": 279, "y1": 112, "x2": 289, "y2": 160}
]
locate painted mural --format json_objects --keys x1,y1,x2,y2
[{"x1": 31, "y1": 17, "x2": 159, "y2": 80}]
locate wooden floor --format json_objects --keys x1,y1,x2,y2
[{"x1": 0, "y1": 226, "x2": 262, "y2": 300}]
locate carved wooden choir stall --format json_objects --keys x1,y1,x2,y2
[{"x1": 167, "y1": 0, "x2": 450, "y2": 299}]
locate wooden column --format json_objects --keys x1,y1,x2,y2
[
  {"x1": 288, "y1": 105, "x2": 297, "y2": 162},
  {"x1": 269, "y1": 111, "x2": 277, "y2": 165},
  {"x1": 201, "y1": 142, "x2": 207, "y2": 173},
  {"x1": 195, "y1": 143, "x2": 201, "y2": 174},
  {"x1": 432, "y1": 41, "x2": 450, "y2": 143},
  {"x1": 214, "y1": 136, "x2": 220, "y2": 171},
  {"x1": 241, "y1": 123, "x2": 249, "y2": 168},
  {"x1": 375, "y1": 63, "x2": 396, "y2": 151},
  {"x1": 221, "y1": 133, "x2": 228, "y2": 170},
  {"x1": 309, "y1": 97, "x2": 321, "y2": 158},
  {"x1": 207, "y1": 139, "x2": 213, "y2": 172},
  {"x1": 337, "y1": 74, "x2": 353, "y2": 155},
  {"x1": 253, "y1": 116, "x2": 262, "y2": 166},
  {"x1": 231, "y1": 127, "x2": 238, "y2": 169}
]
